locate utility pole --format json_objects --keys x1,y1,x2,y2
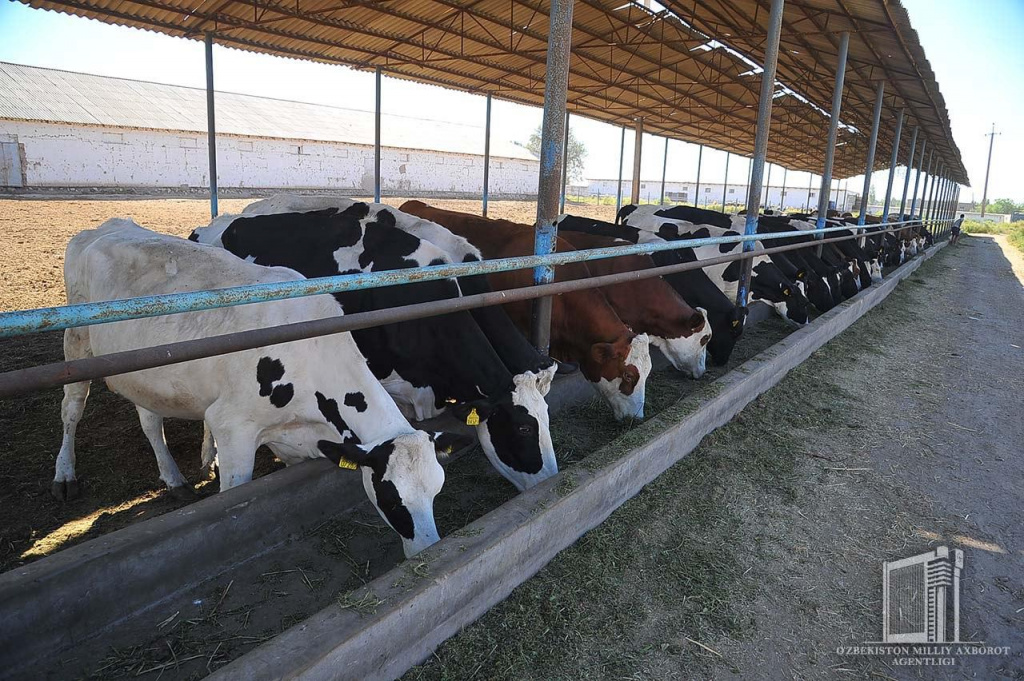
[{"x1": 980, "y1": 123, "x2": 1001, "y2": 217}]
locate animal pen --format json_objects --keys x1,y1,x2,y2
[{"x1": 0, "y1": 0, "x2": 968, "y2": 678}]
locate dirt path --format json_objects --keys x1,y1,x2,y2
[{"x1": 407, "y1": 236, "x2": 1024, "y2": 680}]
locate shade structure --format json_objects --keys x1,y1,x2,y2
[{"x1": 14, "y1": 0, "x2": 966, "y2": 184}]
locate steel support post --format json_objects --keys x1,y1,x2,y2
[
  {"x1": 482, "y1": 93, "x2": 492, "y2": 216},
  {"x1": 736, "y1": 0, "x2": 785, "y2": 308},
  {"x1": 695, "y1": 144, "x2": 703, "y2": 206},
  {"x1": 857, "y1": 82, "x2": 885, "y2": 233},
  {"x1": 780, "y1": 167, "x2": 787, "y2": 211},
  {"x1": 909, "y1": 138, "x2": 927, "y2": 219},
  {"x1": 374, "y1": 66, "x2": 382, "y2": 203},
  {"x1": 926, "y1": 163, "x2": 942, "y2": 226},
  {"x1": 630, "y1": 118, "x2": 643, "y2": 205},
  {"x1": 722, "y1": 152, "x2": 730, "y2": 208},
  {"x1": 806, "y1": 173, "x2": 813, "y2": 212},
  {"x1": 898, "y1": 125, "x2": 919, "y2": 219},
  {"x1": 917, "y1": 148, "x2": 934, "y2": 224},
  {"x1": 762, "y1": 163, "x2": 772, "y2": 207},
  {"x1": 560, "y1": 111, "x2": 570, "y2": 213},
  {"x1": 615, "y1": 127, "x2": 626, "y2": 216},
  {"x1": 881, "y1": 109, "x2": 905, "y2": 223},
  {"x1": 204, "y1": 34, "x2": 218, "y2": 219},
  {"x1": 816, "y1": 30, "x2": 850, "y2": 240},
  {"x1": 530, "y1": 0, "x2": 574, "y2": 353},
  {"x1": 660, "y1": 138, "x2": 668, "y2": 205}
]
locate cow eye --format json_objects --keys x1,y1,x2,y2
[{"x1": 518, "y1": 424, "x2": 533, "y2": 436}]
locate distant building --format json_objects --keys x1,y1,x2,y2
[
  {"x1": 579, "y1": 178, "x2": 860, "y2": 213},
  {"x1": 0, "y1": 62, "x2": 538, "y2": 197}
]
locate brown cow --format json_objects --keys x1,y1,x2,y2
[
  {"x1": 557, "y1": 231, "x2": 711, "y2": 378},
  {"x1": 400, "y1": 201, "x2": 652, "y2": 420}
]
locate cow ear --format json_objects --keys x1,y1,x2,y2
[
  {"x1": 687, "y1": 311, "x2": 706, "y2": 332},
  {"x1": 318, "y1": 439, "x2": 371, "y2": 470},
  {"x1": 425, "y1": 431, "x2": 471, "y2": 458},
  {"x1": 590, "y1": 342, "x2": 619, "y2": 364},
  {"x1": 449, "y1": 400, "x2": 495, "y2": 426}
]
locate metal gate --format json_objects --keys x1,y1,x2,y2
[{"x1": 1, "y1": 135, "x2": 23, "y2": 188}]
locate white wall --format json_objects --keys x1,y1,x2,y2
[{"x1": 1, "y1": 121, "x2": 539, "y2": 196}]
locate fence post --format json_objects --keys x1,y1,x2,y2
[
  {"x1": 529, "y1": 0, "x2": 574, "y2": 354},
  {"x1": 881, "y1": 109, "x2": 905, "y2": 224},
  {"x1": 204, "y1": 34, "x2": 218, "y2": 219}
]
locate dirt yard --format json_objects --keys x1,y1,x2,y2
[
  {"x1": 406, "y1": 236, "x2": 1024, "y2": 680},
  {"x1": 0, "y1": 196, "x2": 619, "y2": 312}
]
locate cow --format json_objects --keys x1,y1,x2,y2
[
  {"x1": 554, "y1": 230, "x2": 711, "y2": 378},
  {"x1": 617, "y1": 206, "x2": 810, "y2": 326},
  {"x1": 59, "y1": 219, "x2": 448, "y2": 557},
  {"x1": 189, "y1": 206, "x2": 559, "y2": 492},
  {"x1": 552, "y1": 214, "x2": 747, "y2": 367},
  {"x1": 399, "y1": 201, "x2": 653, "y2": 420}
]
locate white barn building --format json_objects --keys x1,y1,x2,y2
[
  {"x1": 0, "y1": 62, "x2": 539, "y2": 197},
  {"x1": 581, "y1": 178, "x2": 860, "y2": 213}
]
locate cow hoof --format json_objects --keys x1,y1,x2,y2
[
  {"x1": 51, "y1": 479, "x2": 80, "y2": 502},
  {"x1": 168, "y1": 485, "x2": 198, "y2": 501}
]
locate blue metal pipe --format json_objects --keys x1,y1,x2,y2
[{"x1": 0, "y1": 220, "x2": 922, "y2": 340}]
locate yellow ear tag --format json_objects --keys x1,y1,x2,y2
[
  {"x1": 783, "y1": 288, "x2": 791, "y2": 296},
  {"x1": 731, "y1": 319, "x2": 740, "y2": 328},
  {"x1": 337, "y1": 458, "x2": 358, "y2": 470},
  {"x1": 465, "y1": 408, "x2": 480, "y2": 426}
]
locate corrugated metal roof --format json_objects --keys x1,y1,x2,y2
[
  {"x1": 7, "y1": 0, "x2": 967, "y2": 183},
  {"x1": 0, "y1": 61, "x2": 536, "y2": 160}
]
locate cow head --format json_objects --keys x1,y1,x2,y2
[
  {"x1": 749, "y1": 263, "x2": 809, "y2": 326},
  {"x1": 586, "y1": 334, "x2": 652, "y2": 420},
  {"x1": 318, "y1": 431, "x2": 444, "y2": 558},
  {"x1": 707, "y1": 306, "x2": 747, "y2": 366},
  {"x1": 804, "y1": 272, "x2": 836, "y2": 313},
  {"x1": 450, "y1": 363, "x2": 558, "y2": 491},
  {"x1": 650, "y1": 307, "x2": 711, "y2": 379},
  {"x1": 867, "y1": 258, "x2": 884, "y2": 283}
]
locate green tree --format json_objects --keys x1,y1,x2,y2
[
  {"x1": 986, "y1": 198, "x2": 1022, "y2": 215},
  {"x1": 524, "y1": 125, "x2": 587, "y2": 183}
]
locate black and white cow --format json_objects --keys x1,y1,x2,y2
[
  {"x1": 618, "y1": 205, "x2": 810, "y2": 326},
  {"x1": 191, "y1": 205, "x2": 558, "y2": 492},
  {"x1": 59, "y1": 219, "x2": 448, "y2": 557},
  {"x1": 553, "y1": 214, "x2": 747, "y2": 366}
]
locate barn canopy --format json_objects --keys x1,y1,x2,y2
[{"x1": 14, "y1": 0, "x2": 968, "y2": 184}]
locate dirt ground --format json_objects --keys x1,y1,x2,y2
[
  {"x1": 0, "y1": 196, "x2": 619, "y2": 312},
  {"x1": 406, "y1": 235, "x2": 1024, "y2": 680}
]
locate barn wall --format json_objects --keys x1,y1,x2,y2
[{"x1": 1, "y1": 121, "x2": 538, "y2": 196}]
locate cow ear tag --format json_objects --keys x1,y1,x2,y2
[
  {"x1": 465, "y1": 408, "x2": 481, "y2": 426},
  {"x1": 783, "y1": 288, "x2": 791, "y2": 296},
  {"x1": 731, "y1": 319, "x2": 740, "y2": 328},
  {"x1": 337, "y1": 458, "x2": 358, "y2": 470}
]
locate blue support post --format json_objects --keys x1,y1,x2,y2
[
  {"x1": 898, "y1": 125, "x2": 919, "y2": 219},
  {"x1": 530, "y1": 0, "x2": 574, "y2": 353},
  {"x1": 881, "y1": 109, "x2": 905, "y2": 223},
  {"x1": 615, "y1": 127, "x2": 626, "y2": 216},
  {"x1": 204, "y1": 34, "x2": 218, "y2": 219},
  {"x1": 374, "y1": 66, "x2": 382, "y2": 203},
  {"x1": 482, "y1": 93, "x2": 492, "y2": 216},
  {"x1": 736, "y1": 0, "x2": 785, "y2": 308},
  {"x1": 816, "y1": 31, "x2": 850, "y2": 244},
  {"x1": 858, "y1": 81, "x2": 885, "y2": 227}
]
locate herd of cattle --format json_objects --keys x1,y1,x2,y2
[{"x1": 51, "y1": 196, "x2": 933, "y2": 557}]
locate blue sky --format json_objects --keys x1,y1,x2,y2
[{"x1": 0, "y1": 0, "x2": 1020, "y2": 202}]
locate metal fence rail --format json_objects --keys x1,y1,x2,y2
[
  {"x1": 0, "y1": 218, "x2": 946, "y2": 400},
  {"x1": 0, "y1": 219, "x2": 931, "y2": 340}
]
